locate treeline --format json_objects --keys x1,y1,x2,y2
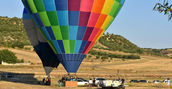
[
  {"x1": 88, "y1": 50, "x2": 141, "y2": 60},
  {"x1": 0, "y1": 49, "x2": 24, "y2": 64},
  {"x1": 143, "y1": 48, "x2": 168, "y2": 57}
]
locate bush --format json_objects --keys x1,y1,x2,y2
[
  {"x1": 88, "y1": 55, "x2": 92, "y2": 59},
  {"x1": 0, "y1": 49, "x2": 20, "y2": 64},
  {"x1": 11, "y1": 41, "x2": 25, "y2": 48},
  {"x1": 101, "y1": 57, "x2": 105, "y2": 62},
  {"x1": 20, "y1": 59, "x2": 24, "y2": 63},
  {"x1": 96, "y1": 56, "x2": 100, "y2": 59},
  {"x1": 89, "y1": 50, "x2": 141, "y2": 60}
]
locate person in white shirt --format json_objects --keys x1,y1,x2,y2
[
  {"x1": 89, "y1": 78, "x2": 93, "y2": 87},
  {"x1": 167, "y1": 78, "x2": 170, "y2": 87}
]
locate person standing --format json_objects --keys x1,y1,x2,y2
[
  {"x1": 89, "y1": 78, "x2": 93, "y2": 87},
  {"x1": 167, "y1": 78, "x2": 170, "y2": 87},
  {"x1": 93, "y1": 78, "x2": 96, "y2": 86},
  {"x1": 42, "y1": 78, "x2": 45, "y2": 85}
]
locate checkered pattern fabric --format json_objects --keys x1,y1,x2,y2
[{"x1": 22, "y1": 0, "x2": 125, "y2": 73}]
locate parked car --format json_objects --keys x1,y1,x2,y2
[
  {"x1": 77, "y1": 78, "x2": 89, "y2": 86},
  {"x1": 163, "y1": 79, "x2": 168, "y2": 83},
  {"x1": 139, "y1": 80, "x2": 149, "y2": 83},
  {"x1": 130, "y1": 80, "x2": 139, "y2": 83},
  {"x1": 95, "y1": 78, "x2": 106, "y2": 86},
  {"x1": 153, "y1": 80, "x2": 160, "y2": 84}
]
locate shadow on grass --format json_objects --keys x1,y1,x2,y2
[{"x1": 0, "y1": 71, "x2": 41, "y2": 85}]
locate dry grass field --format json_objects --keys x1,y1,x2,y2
[{"x1": 0, "y1": 48, "x2": 172, "y2": 89}]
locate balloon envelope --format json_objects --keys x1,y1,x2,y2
[
  {"x1": 22, "y1": 0, "x2": 125, "y2": 73},
  {"x1": 23, "y1": 9, "x2": 60, "y2": 75}
]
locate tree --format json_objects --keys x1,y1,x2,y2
[
  {"x1": 0, "y1": 49, "x2": 19, "y2": 63},
  {"x1": 154, "y1": 0, "x2": 172, "y2": 20}
]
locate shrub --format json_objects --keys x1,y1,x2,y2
[
  {"x1": 0, "y1": 49, "x2": 20, "y2": 64},
  {"x1": 96, "y1": 56, "x2": 100, "y2": 59},
  {"x1": 88, "y1": 55, "x2": 92, "y2": 59},
  {"x1": 89, "y1": 50, "x2": 141, "y2": 60},
  {"x1": 11, "y1": 41, "x2": 25, "y2": 48},
  {"x1": 101, "y1": 57, "x2": 105, "y2": 62},
  {"x1": 20, "y1": 59, "x2": 24, "y2": 63}
]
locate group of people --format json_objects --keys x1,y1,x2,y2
[
  {"x1": 42, "y1": 77, "x2": 51, "y2": 85},
  {"x1": 88, "y1": 78, "x2": 101, "y2": 87}
]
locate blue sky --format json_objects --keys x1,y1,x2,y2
[{"x1": 0, "y1": 0, "x2": 171, "y2": 49}]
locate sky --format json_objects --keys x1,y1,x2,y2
[{"x1": 0, "y1": 0, "x2": 171, "y2": 49}]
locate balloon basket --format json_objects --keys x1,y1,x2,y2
[{"x1": 65, "y1": 81, "x2": 77, "y2": 87}]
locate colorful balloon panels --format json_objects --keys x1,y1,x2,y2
[{"x1": 22, "y1": 0, "x2": 125, "y2": 73}]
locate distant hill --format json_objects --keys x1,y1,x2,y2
[
  {"x1": 0, "y1": 16, "x2": 30, "y2": 48},
  {"x1": 0, "y1": 16, "x2": 170, "y2": 59},
  {"x1": 99, "y1": 33, "x2": 142, "y2": 53},
  {"x1": 96, "y1": 33, "x2": 169, "y2": 57}
]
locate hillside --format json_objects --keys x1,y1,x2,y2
[
  {"x1": 99, "y1": 33, "x2": 141, "y2": 53},
  {"x1": 0, "y1": 16, "x2": 170, "y2": 59},
  {"x1": 0, "y1": 16, "x2": 30, "y2": 48}
]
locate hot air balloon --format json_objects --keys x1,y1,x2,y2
[
  {"x1": 23, "y1": 9, "x2": 60, "y2": 79},
  {"x1": 22, "y1": 0, "x2": 125, "y2": 73}
]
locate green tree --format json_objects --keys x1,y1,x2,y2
[
  {"x1": 0, "y1": 49, "x2": 19, "y2": 63},
  {"x1": 154, "y1": 0, "x2": 172, "y2": 20}
]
